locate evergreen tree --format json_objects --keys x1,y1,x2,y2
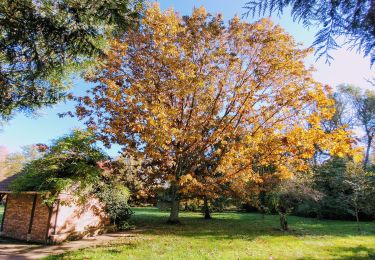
[
  {"x1": 244, "y1": 0, "x2": 375, "y2": 64},
  {"x1": 0, "y1": 0, "x2": 143, "y2": 120}
]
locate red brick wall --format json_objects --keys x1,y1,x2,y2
[
  {"x1": 2, "y1": 194, "x2": 50, "y2": 243},
  {"x1": 2, "y1": 194, "x2": 34, "y2": 241},
  {"x1": 29, "y1": 195, "x2": 50, "y2": 242},
  {"x1": 1, "y1": 193, "x2": 110, "y2": 244}
]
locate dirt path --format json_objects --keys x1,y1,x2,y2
[{"x1": 0, "y1": 231, "x2": 137, "y2": 259}]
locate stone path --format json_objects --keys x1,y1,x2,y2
[{"x1": 0, "y1": 231, "x2": 137, "y2": 260}]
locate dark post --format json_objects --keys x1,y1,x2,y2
[{"x1": 28, "y1": 194, "x2": 38, "y2": 237}]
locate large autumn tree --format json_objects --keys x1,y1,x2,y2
[{"x1": 74, "y1": 4, "x2": 356, "y2": 223}]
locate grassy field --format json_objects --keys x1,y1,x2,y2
[{"x1": 46, "y1": 207, "x2": 375, "y2": 259}]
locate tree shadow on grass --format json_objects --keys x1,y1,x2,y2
[
  {"x1": 127, "y1": 209, "x2": 375, "y2": 260},
  {"x1": 101, "y1": 243, "x2": 138, "y2": 256},
  {"x1": 129, "y1": 208, "x2": 375, "y2": 241},
  {"x1": 47, "y1": 208, "x2": 375, "y2": 260},
  {"x1": 303, "y1": 245, "x2": 375, "y2": 260}
]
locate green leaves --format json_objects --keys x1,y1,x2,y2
[
  {"x1": 10, "y1": 130, "x2": 108, "y2": 196},
  {"x1": 0, "y1": 0, "x2": 143, "y2": 120},
  {"x1": 96, "y1": 183, "x2": 133, "y2": 229}
]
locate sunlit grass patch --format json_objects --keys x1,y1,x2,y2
[{"x1": 45, "y1": 207, "x2": 375, "y2": 260}]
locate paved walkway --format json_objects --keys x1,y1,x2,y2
[{"x1": 0, "y1": 231, "x2": 137, "y2": 260}]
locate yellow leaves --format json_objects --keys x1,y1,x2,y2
[
  {"x1": 109, "y1": 39, "x2": 128, "y2": 54},
  {"x1": 191, "y1": 6, "x2": 207, "y2": 19},
  {"x1": 352, "y1": 149, "x2": 364, "y2": 163},
  {"x1": 276, "y1": 165, "x2": 294, "y2": 180},
  {"x1": 132, "y1": 124, "x2": 143, "y2": 133},
  {"x1": 74, "y1": 4, "x2": 359, "y2": 201},
  {"x1": 179, "y1": 174, "x2": 194, "y2": 185},
  {"x1": 143, "y1": 3, "x2": 185, "y2": 48},
  {"x1": 307, "y1": 113, "x2": 322, "y2": 126}
]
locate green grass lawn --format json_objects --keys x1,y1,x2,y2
[{"x1": 46, "y1": 207, "x2": 375, "y2": 260}]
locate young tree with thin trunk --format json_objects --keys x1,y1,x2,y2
[
  {"x1": 270, "y1": 173, "x2": 322, "y2": 231},
  {"x1": 73, "y1": 4, "x2": 357, "y2": 223},
  {"x1": 344, "y1": 162, "x2": 374, "y2": 231}
]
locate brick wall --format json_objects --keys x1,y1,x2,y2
[
  {"x1": 29, "y1": 195, "x2": 50, "y2": 242},
  {"x1": 1, "y1": 193, "x2": 110, "y2": 244},
  {"x1": 1, "y1": 194, "x2": 50, "y2": 243},
  {"x1": 2, "y1": 194, "x2": 33, "y2": 241}
]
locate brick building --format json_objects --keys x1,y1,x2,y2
[{"x1": 0, "y1": 174, "x2": 110, "y2": 244}]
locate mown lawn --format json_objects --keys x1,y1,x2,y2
[{"x1": 46, "y1": 207, "x2": 375, "y2": 259}]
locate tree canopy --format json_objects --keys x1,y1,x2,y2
[
  {"x1": 338, "y1": 85, "x2": 375, "y2": 167},
  {"x1": 10, "y1": 130, "x2": 108, "y2": 203},
  {"x1": 0, "y1": 0, "x2": 143, "y2": 120},
  {"x1": 244, "y1": 0, "x2": 375, "y2": 64},
  {"x1": 73, "y1": 4, "x2": 357, "y2": 223}
]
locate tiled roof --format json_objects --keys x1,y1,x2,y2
[{"x1": 0, "y1": 174, "x2": 20, "y2": 192}]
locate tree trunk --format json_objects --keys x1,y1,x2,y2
[
  {"x1": 167, "y1": 185, "x2": 180, "y2": 224},
  {"x1": 354, "y1": 202, "x2": 361, "y2": 232},
  {"x1": 355, "y1": 208, "x2": 360, "y2": 232},
  {"x1": 279, "y1": 213, "x2": 288, "y2": 231},
  {"x1": 203, "y1": 196, "x2": 212, "y2": 219},
  {"x1": 364, "y1": 135, "x2": 372, "y2": 169}
]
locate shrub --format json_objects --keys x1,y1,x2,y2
[
  {"x1": 10, "y1": 130, "x2": 107, "y2": 204},
  {"x1": 269, "y1": 173, "x2": 322, "y2": 230},
  {"x1": 96, "y1": 184, "x2": 134, "y2": 230}
]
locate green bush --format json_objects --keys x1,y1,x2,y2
[
  {"x1": 10, "y1": 130, "x2": 107, "y2": 204},
  {"x1": 296, "y1": 158, "x2": 375, "y2": 221},
  {"x1": 96, "y1": 184, "x2": 134, "y2": 230}
]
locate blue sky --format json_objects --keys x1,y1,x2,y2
[{"x1": 0, "y1": 0, "x2": 374, "y2": 157}]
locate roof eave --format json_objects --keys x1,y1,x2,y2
[{"x1": 0, "y1": 191, "x2": 41, "y2": 194}]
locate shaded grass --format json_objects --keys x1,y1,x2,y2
[{"x1": 46, "y1": 207, "x2": 375, "y2": 259}]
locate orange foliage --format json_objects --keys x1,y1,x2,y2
[{"x1": 74, "y1": 4, "x2": 357, "y2": 220}]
